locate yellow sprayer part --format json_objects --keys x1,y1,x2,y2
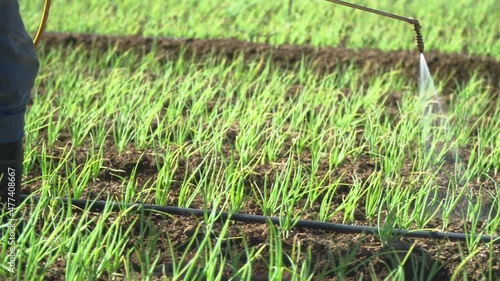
[{"x1": 33, "y1": 0, "x2": 51, "y2": 47}]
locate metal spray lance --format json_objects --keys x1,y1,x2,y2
[{"x1": 324, "y1": 0, "x2": 425, "y2": 53}]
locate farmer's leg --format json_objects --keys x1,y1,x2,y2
[{"x1": 0, "y1": 0, "x2": 40, "y2": 212}]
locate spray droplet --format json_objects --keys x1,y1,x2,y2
[
  {"x1": 417, "y1": 54, "x2": 488, "y2": 220},
  {"x1": 419, "y1": 53, "x2": 443, "y2": 115}
]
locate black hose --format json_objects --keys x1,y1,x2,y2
[{"x1": 20, "y1": 195, "x2": 500, "y2": 244}]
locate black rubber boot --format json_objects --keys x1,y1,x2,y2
[{"x1": 0, "y1": 140, "x2": 24, "y2": 237}]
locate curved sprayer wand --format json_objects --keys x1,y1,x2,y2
[{"x1": 324, "y1": 0, "x2": 424, "y2": 53}]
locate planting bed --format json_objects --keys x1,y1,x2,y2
[
  {"x1": 40, "y1": 32, "x2": 500, "y2": 93},
  {"x1": 15, "y1": 32, "x2": 500, "y2": 280}
]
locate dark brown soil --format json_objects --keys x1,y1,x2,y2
[{"x1": 19, "y1": 33, "x2": 500, "y2": 280}]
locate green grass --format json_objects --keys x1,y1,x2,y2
[{"x1": 21, "y1": 0, "x2": 500, "y2": 57}]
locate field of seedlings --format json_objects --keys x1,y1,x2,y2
[{"x1": 1, "y1": 0, "x2": 499, "y2": 280}]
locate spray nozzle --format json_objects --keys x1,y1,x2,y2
[{"x1": 409, "y1": 18, "x2": 425, "y2": 53}]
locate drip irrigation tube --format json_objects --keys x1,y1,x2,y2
[{"x1": 20, "y1": 195, "x2": 500, "y2": 244}]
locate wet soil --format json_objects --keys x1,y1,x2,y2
[{"x1": 19, "y1": 33, "x2": 500, "y2": 280}]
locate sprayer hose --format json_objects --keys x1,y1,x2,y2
[
  {"x1": 19, "y1": 194, "x2": 500, "y2": 244},
  {"x1": 33, "y1": 0, "x2": 51, "y2": 47}
]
